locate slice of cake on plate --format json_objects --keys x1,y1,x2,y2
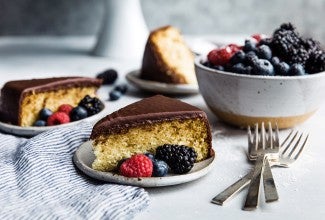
[
  {"x1": 140, "y1": 26, "x2": 197, "y2": 85},
  {"x1": 0, "y1": 77, "x2": 102, "y2": 126},
  {"x1": 90, "y1": 95, "x2": 212, "y2": 172}
]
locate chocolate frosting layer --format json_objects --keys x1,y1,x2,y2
[
  {"x1": 0, "y1": 77, "x2": 102, "y2": 125},
  {"x1": 90, "y1": 95, "x2": 212, "y2": 146}
]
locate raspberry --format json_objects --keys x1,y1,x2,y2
[
  {"x1": 57, "y1": 104, "x2": 73, "y2": 115},
  {"x1": 251, "y1": 34, "x2": 265, "y2": 42},
  {"x1": 227, "y1": 44, "x2": 242, "y2": 54},
  {"x1": 207, "y1": 47, "x2": 233, "y2": 66},
  {"x1": 119, "y1": 154, "x2": 153, "y2": 177},
  {"x1": 47, "y1": 112, "x2": 70, "y2": 126}
]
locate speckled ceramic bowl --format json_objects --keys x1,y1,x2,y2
[{"x1": 195, "y1": 56, "x2": 325, "y2": 129}]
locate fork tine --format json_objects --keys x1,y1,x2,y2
[
  {"x1": 274, "y1": 123, "x2": 280, "y2": 150},
  {"x1": 281, "y1": 130, "x2": 294, "y2": 147},
  {"x1": 267, "y1": 122, "x2": 273, "y2": 148},
  {"x1": 282, "y1": 131, "x2": 299, "y2": 155},
  {"x1": 248, "y1": 126, "x2": 253, "y2": 154},
  {"x1": 288, "y1": 133, "x2": 303, "y2": 158},
  {"x1": 260, "y1": 122, "x2": 266, "y2": 149},
  {"x1": 253, "y1": 123, "x2": 258, "y2": 151},
  {"x1": 292, "y1": 134, "x2": 309, "y2": 160}
]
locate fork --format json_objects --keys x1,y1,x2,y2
[
  {"x1": 211, "y1": 130, "x2": 309, "y2": 206},
  {"x1": 243, "y1": 122, "x2": 280, "y2": 210}
]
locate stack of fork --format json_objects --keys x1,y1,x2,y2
[{"x1": 211, "y1": 122, "x2": 309, "y2": 210}]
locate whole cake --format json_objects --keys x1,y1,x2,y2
[
  {"x1": 140, "y1": 26, "x2": 197, "y2": 85},
  {"x1": 90, "y1": 95, "x2": 212, "y2": 172},
  {"x1": 0, "y1": 77, "x2": 102, "y2": 126}
]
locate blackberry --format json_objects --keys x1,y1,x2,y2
[
  {"x1": 155, "y1": 144, "x2": 197, "y2": 174},
  {"x1": 257, "y1": 37, "x2": 272, "y2": 47},
  {"x1": 306, "y1": 52, "x2": 325, "y2": 74},
  {"x1": 78, "y1": 95, "x2": 104, "y2": 116},
  {"x1": 96, "y1": 69, "x2": 118, "y2": 85}
]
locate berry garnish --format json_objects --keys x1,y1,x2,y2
[
  {"x1": 96, "y1": 69, "x2": 118, "y2": 85},
  {"x1": 207, "y1": 47, "x2": 233, "y2": 66},
  {"x1": 114, "y1": 84, "x2": 128, "y2": 94},
  {"x1": 152, "y1": 159, "x2": 169, "y2": 177},
  {"x1": 230, "y1": 50, "x2": 246, "y2": 65},
  {"x1": 47, "y1": 112, "x2": 70, "y2": 126},
  {"x1": 78, "y1": 95, "x2": 103, "y2": 116},
  {"x1": 288, "y1": 63, "x2": 306, "y2": 76},
  {"x1": 119, "y1": 154, "x2": 153, "y2": 178},
  {"x1": 274, "y1": 62, "x2": 290, "y2": 76},
  {"x1": 155, "y1": 144, "x2": 197, "y2": 174},
  {"x1": 57, "y1": 104, "x2": 73, "y2": 115},
  {"x1": 251, "y1": 34, "x2": 265, "y2": 42},
  {"x1": 256, "y1": 45, "x2": 272, "y2": 60},
  {"x1": 33, "y1": 120, "x2": 47, "y2": 127},
  {"x1": 70, "y1": 106, "x2": 88, "y2": 121},
  {"x1": 252, "y1": 59, "x2": 275, "y2": 76},
  {"x1": 243, "y1": 40, "x2": 257, "y2": 52},
  {"x1": 39, "y1": 108, "x2": 53, "y2": 121},
  {"x1": 109, "y1": 90, "x2": 122, "y2": 101}
]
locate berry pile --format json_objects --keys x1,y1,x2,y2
[
  {"x1": 33, "y1": 95, "x2": 104, "y2": 127},
  {"x1": 204, "y1": 23, "x2": 324, "y2": 76},
  {"x1": 117, "y1": 145, "x2": 198, "y2": 178}
]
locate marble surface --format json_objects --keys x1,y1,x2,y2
[
  {"x1": 1, "y1": 36, "x2": 325, "y2": 219},
  {"x1": 0, "y1": 0, "x2": 324, "y2": 41}
]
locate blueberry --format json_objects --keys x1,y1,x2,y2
[
  {"x1": 245, "y1": 66, "x2": 253, "y2": 75},
  {"x1": 271, "y1": 57, "x2": 280, "y2": 66},
  {"x1": 144, "y1": 153, "x2": 155, "y2": 161},
  {"x1": 70, "y1": 106, "x2": 88, "y2": 121},
  {"x1": 244, "y1": 51, "x2": 258, "y2": 66},
  {"x1": 231, "y1": 63, "x2": 246, "y2": 74},
  {"x1": 152, "y1": 159, "x2": 169, "y2": 177},
  {"x1": 109, "y1": 90, "x2": 122, "y2": 101},
  {"x1": 275, "y1": 62, "x2": 290, "y2": 76},
  {"x1": 33, "y1": 120, "x2": 47, "y2": 127},
  {"x1": 243, "y1": 40, "x2": 256, "y2": 52},
  {"x1": 114, "y1": 84, "x2": 128, "y2": 94},
  {"x1": 39, "y1": 108, "x2": 53, "y2": 121},
  {"x1": 256, "y1": 45, "x2": 272, "y2": 60},
  {"x1": 288, "y1": 63, "x2": 306, "y2": 76},
  {"x1": 212, "y1": 65, "x2": 225, "y2": 71},
  {"x1": 253, "y1": 59, "x2": 275, "y2": 76},
  {"x1": 230, "y1": 50, "x2": 246, "y2": 65}
]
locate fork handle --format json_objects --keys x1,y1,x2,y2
[
  {"x1": 263, "y1": 157, "x2": 279, "y2": 202},
  {"x1": 243, "y1": 155, "x2": 265, "y2": 211},
  {"x1": 211, "y1": 171, "x2": 252, "y2": 205}
]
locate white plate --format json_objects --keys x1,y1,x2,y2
[
  {"x1": 73, "y1": 141, "x2": 215, "y2": 187},
  {"x1": 0, "y1": 101, "x2": 107, "y2": 137},
  {"x1": 125, "y1": 70, "x2": 199, "y2": 95}
]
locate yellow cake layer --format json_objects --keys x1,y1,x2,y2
[
  {"x1": 92, "y1": 118, "x2": 210, "y2": 172},
  {"x1": 20, "y1": 87, "x2": 98, "y2": 126}
]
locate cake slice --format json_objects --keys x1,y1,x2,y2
[
  {"x1": 90, "y1": 95, "x2": 212, "y2": 172},
  {"x1": 140, "y1": 26, "x2": 197, "y2": 85},
  {"x1": 0, "y1": 77, "x2": 102, "y2": 126}
]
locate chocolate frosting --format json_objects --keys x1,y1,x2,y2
[
  {"x1": 90, "y1": 95, "x2": 213, "y2": 148},
  {"x1": 0, "y1": 77, "x2": 102, "y2": 125}
]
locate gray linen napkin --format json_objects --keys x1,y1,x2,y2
[{"x1": 0, "y1": 122, "x2": 149, "y2": 219}]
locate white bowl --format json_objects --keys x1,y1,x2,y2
[{"x1": 195, "y1": 56, "x2": 325, "y2": 129}]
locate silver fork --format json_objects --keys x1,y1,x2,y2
[
  {"x1": 211, "y1": 130, "x2": 309, "y2": 206},
  {"x1": 248, "y1": 123, "x2": 280, "y2": 203},
  {"x1": 243, "y1": 122, "x2": 280, "y2": 210}
]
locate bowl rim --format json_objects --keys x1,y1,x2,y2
[{"x1": 195, "y1": 55, "x2": 325, "y2": 80}]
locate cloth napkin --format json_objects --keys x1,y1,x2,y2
[{"x1": 0, "y1": 122, "x2": 149, "y2": 220}]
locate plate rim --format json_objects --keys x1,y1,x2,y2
[
  {"x1": 125, "y1": 69, "x2": 199, "y2": 94},
  {"x1": 0, "y1": 100, "x2": 107, "y2": 137},
  {"x1": 73, "y1": 140, "x2": 215, "y2": 187}
]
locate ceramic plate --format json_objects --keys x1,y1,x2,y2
[
  {"x1": 73, "y1": 141, "x2": 215, "y2": 187},
  {"x1": 0, "y1": 101, "x2": 107, "y2": 137},
  {"x1": 125, "y1": 70, "x2": 199, "y2": 95}
]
